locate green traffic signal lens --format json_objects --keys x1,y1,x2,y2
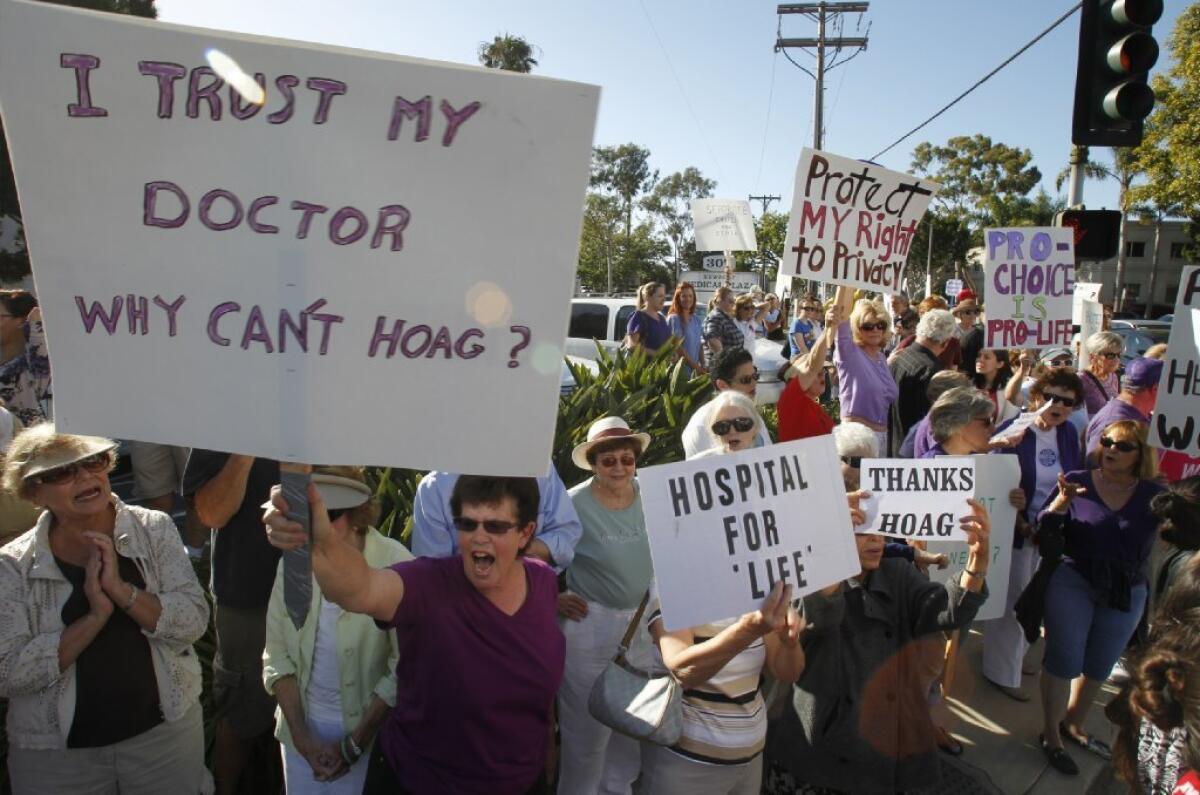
[{"x1": 1103, "y1": 81, "x2": 1156, "y2": 121}]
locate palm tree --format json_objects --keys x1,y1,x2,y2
[{"x1": 477, "y1": 34, "x2": 539, "y2": 73}]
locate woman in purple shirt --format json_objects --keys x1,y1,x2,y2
[
  {"x1": 832, "y1": 287, "x2": 898, "y2": 454},
  {"x1": 1035, "y1": 419, "x2": 1165, "y2": 777},
  {"x1": 1080, "y1": 331, "x2": 1123, "y2": 415},
  {"x1": 626, "y1": 282, "x2": 671, "y2": 354},
  {"x1": 265, "y1": 476, "x2": 564, "y2": 795}
]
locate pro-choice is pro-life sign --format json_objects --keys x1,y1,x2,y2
[
  {"x1": 0, "y1": 0, "x2": 599, "y2": 474},
  {"x1": 780, "y1": 148, "x2": 939, "y2": 293},
  {"x1": 638, "y1": 436, "x2": 861, "y2": 631},
  {"x1": 984, "y1": 227, "x2": 1076, "y2": 349}
]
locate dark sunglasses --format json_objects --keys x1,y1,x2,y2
[
  {"x1": 803, "y1": 305, "x2": 822, "y2": 312},
  {"x1": 1099, "y1": 352, "x2": 1120, "y2": 360},
  {"x1": 1043, "y1": 393, "x2": 1078, "y2": 408},
  {"x1": 711, "y1": 416, "x2": 756, "y2": 436},
  {"x1": 957, "y1": 309, "x2": 980, "y2": 316},
  {"x1": 597, "y1": 454, "x2": 637, "y2": 469},
  {"x1": 31, "y1": 452, "x2": 110, "y2": 485},
  {"x1": 859, "y1": 321, "x2": 888, "y2": 332},
  {"x1": 1100, "y1": 437, "x2": 1137, "y2": 453},
  {"x1": 326, "y1": 507, "x2": 349, "y2": 522},
  {"x1": 731, "y1": 369, "x2": 759, "y2": 386},
  {"x1": 840, "y1": 456, "x2": 863, "y2": 468},
  {"x1": 1047, "y1": 358, "x2": 1072, "y2": 367},
  {"x1": 452, "y1": 517, "x2": 519, "y2": 534}
]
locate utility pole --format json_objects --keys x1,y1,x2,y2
[
  {"x1": 776, "y1": 2, "x2": 869, "y2": 151},
  {"x1": 748, "y1": 194, "x2": 781, "y2": 289}
]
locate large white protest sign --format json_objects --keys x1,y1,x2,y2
[
  {"x1": 984, "y1": 227, "x2": 1076, "y2": 349},
  {"x1": 1151, "y1": 267, "x2": 1200, "y2": 458},
  {"x1": 926, "y1": 454, "x2": 1019, "y2": 621},
  {"x1": 989, "y1": 401, "x2": 1052, "y2": 445},
  {"x1": 779, "y1": 148, "x2": 939, "y2": 293},
  {"x1": 858, "y1": 457, "x2": 976, "y2": 541},
  {"x1": 691, "y1": 199, "x2": 757, "y2": 253},
  {"x1": 1074, "y1": 282, "x2": 1103, "y2": 369},
  {"x1": 0, "y1": 0, "x2": 599, "y2": 474},
  {"x1": 638, "y1": 436, "x2": 860, "y2": 631}
]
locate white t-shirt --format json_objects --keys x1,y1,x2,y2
[
  {"x1": 1029, "y1": 423, "x2": 1062, "y2": 521},
  {"x1": 304, "y1": 596, "x2": 344, "y2": 725}
]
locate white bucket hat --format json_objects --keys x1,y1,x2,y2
[{"x1": 570, "y1": 417, "x2": 651, "y2": 471}]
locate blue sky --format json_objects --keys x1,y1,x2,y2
[{"x1": 156, "y1": 0, "x2": 1189, "y2": 216}]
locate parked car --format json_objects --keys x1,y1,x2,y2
[
  {"x1": 559, "y1": 355, "x2": 599, "y2": 397},
  {"x1": 1109, "y1": 320, "x2": 1171, "y2": 363}
]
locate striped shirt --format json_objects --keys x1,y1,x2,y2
[{"x1": 648, "y1": 592, "x2": 767, "y2": 766}]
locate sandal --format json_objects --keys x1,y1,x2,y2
[
  {"x1": 1040, "y1": 734, "x2": 1079, "y2": 775},
  {"x1": 1060, "y1": 722, "x2": 1112, "y2": 760},
  {"x1": 934, "y1": 724, "x2": 963, "y2": 756}
]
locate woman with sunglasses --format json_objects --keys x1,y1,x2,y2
[
  {"x1": 667, "y1": 282, "x2": 706, "y2": 377},
  {"x1": 263, "y1": 467, "x2": 412, "y2": 794},
  {"x1": 1080, "y1": 331, "x2": 1124, "y2": 416},
  {"x1": 832, "y1": 287, "x2": 899, "y2": 455},
  {"x1": 787, "y1": 294, "x2": 823, "y2": 358},
  {"x1": 983, "y1": 370, "x2": 1085, "y2": 701},
  {"x1": 0, "y1": 425, "x2": 211, "y2": 794},
  {"x1": 556, "y1": 417, "x2": 654, "y2": 794},
  {"x1": 641, "y1": 390, "x2": 804, "y2": 794},
  {"x1": 1035, "y1": 420, "x2": 1165, "y2": 776}
]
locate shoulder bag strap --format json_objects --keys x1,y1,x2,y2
[{"x1": 615, "y1": 590, "x2": 652, "y2": 661}]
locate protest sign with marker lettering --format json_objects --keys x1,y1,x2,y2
[
  {"x1": 637, "y1": 436, "x2": 860, "y2": 631},
  {"x1": 926, "y1": 454, "x2": 1017, "y2": 621},
  {"x1": 691, "y1": 199, "x2": 757, "y2": 253},
  {"x1": 1151, "y1": 267, "x2": 1200, "y2": 458},
  {"x1": 858, "y1": 457, "x2": 977, "y2": 541},
  {"x1": 1074, "y1": 282, "x2": 1103, "y2": 369},
  {"x1": 780, "y1": 148, "x2": 938, "y2": 293},
  {"x1": 0, "y1": 0, "x2": 598, "y2": 474},
  {"x1": 989, "y1": 401, "x2": 1053, "y2": 445},
  {"x1": 984, "y1": 227, "x2": 1076, "y2": 349}
]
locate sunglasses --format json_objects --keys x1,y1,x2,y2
[
  {"x1": 803, "y1": 305, "x2": 822, "y2": 312},
  {"x1": 1100, "y1": 437, "x2": 1137, "y2": 453},
  {"x1": 1043, "y1": 393, "x2": 1078, "y2": 408},
  {"x1": 973, "y1": 414, "x2": 997, "y2": 427},
  {"x1": 859, "y1": 321, "x2": 888, "y2": 332},
  {"x1": 452, "y1": 517, "x2": 520, "y2": 534},
  {"x1": 711, "y1": 416, "x2": 756, "y2": 436},
  {"x1": 597, "y1": 454, "x2": 636, "y2": 469},
  {"x1": 957, "y1": 309, "x2": 980, "y2": 316},
  {"x1": 1047, "y1": 358, "x2": 1072, "y2": 367},
  {"x1": 1099, "y1": 352, "x2": 1120, "y2": 360},
  {"x1": 731, "y1": 369, "x2": 759, "y2": 386},
  {"x1": 840, "y1": 456, "x2": 863, "y2": 468},
  {"x1": 31, "y1": 452, "x2": 111, "y2": 485}
]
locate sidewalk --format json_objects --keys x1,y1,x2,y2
[{"x1": 933, "y1": 629, "x2": 1127, "y2": 795}]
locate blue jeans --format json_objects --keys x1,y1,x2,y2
[{"x1": 1042, "y1": 563, "x2": 1146, "y2": 680}]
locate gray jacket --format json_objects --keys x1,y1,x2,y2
[{"x1": 767, "y1": 559, "x2": 987, "y2": 794}]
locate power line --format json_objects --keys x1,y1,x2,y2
[
  {"x1": 868, "y1": 1, "x2": 1082, "y2": 161},
  {"x1": 753, "y1": 52, "x2": 780, "y2": 191}
]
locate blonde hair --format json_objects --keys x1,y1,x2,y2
[
  {"x1": 636, "y1": 281, "x2": 664, "y2": 312},
  {"x1": 849, "y1": 298, "x2": 893, "y2": 347},
  {"x1": 1089, "y1": 420, "x2": 1158, "y2": 481},
  {"x1": 3, "y1": 424, "x2": 116, "y2": 501}
]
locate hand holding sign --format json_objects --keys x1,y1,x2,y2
[{"x1": 960, "y1": 498, "x2": 991, "y2": 555}]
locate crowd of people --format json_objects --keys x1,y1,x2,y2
[{"x1": 0, "y1": 280, "x2": 1196, "y2": 795}]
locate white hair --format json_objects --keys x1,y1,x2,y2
[
  {"x1": 1085, "y1": 330, "x2": 1123, "y2": 356},
  {"x1": 700, "y1": 391, "x2": 761, "y2": 448},
  {"x1": 917, "y1": 309, "x2": 957, "y2": 344},
  {"x1": 833, "y1": 421, "x2": 878, "y2": 459}
]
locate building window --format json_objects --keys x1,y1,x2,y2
[
  {"x1": 1124, "y1": 283, "x2": 1141, "y2": 299},
  {"x1": 1170, "y1": 242, "x2": 1188, "y2": 259},
  {"x1": 1125, "y1": 241, "x2": 1146, "y2": 258}
]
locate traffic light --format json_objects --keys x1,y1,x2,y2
[
  {"x1": 1071, "y1": 0, "x2": 1163, "y2": 147},
  {"x1": 1056, "y1": 208, "x2": 1122, "y2": 261}
]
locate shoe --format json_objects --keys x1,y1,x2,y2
[
  {"x1": 985, "y1": 677, "x2": 1032, "y2": 702},
  {"x1": 934, "y1": 725, "x2": 964, "y2": 756},
  {"x1": 1040, "y1": 735, "x2": 1080, "y2": 775},
  {"x1": 1110, "y1": 659, "x2": 1131, "y2": 684},
  {"x1": 1060, "y1": 722, "x2": 1112, "y2": 760}
]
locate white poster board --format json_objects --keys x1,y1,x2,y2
[
  {"x1": 638, "y1": 436, "x2": 861, "y2": 631},
  {"x1": 780, "y1": 148, "x2": 939, "y2": 293},
  {"x1": 1151, "y1": 267, "x2": 1200, "y2": 458},
  {"x1": 984, "y1": 227, "x2": 1076, "y2": 349},
  {"x1": 679, "y1": 270, "x2": 760, "y2": 307},
  {"x1": 858, "y1": 457, "x2": 976, "y2": 541},
  {"x1": 1074, "y1": 282, "x2": 1103, "y2": 369},
  {"x1": 945, "y1": 279, "x2": 963, "y2": 298},
  {"x1": 0, "y1": 0, "x2": 599, "y2": 474},
  {"x1": 691, "y1": 199, "x2": 757, "y2": 253},
  {"x1": 926, "y1": 454, "x2": 1019, "y2": 621}
]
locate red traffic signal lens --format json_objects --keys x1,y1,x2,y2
[
  {"x1": 1110, "y1": 0, "x2": 1164, "y2": 28},
  {"x1": 1106, "y1": 32, "x2": 1159, "y2": 74},
  {"x1": 1103, "y1": 81, "x2": 1156, "y2": 120}
]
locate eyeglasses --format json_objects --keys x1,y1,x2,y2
[
  {"x1": 326, "y1": 507, "x2": 349, "y2": 522},
  {"x1": 1043, "y1": 393, "x2": 1078, "y2": 408},
  {"x1": 1099, "y1": 352, "x2": 1120, "y2": 360},
  {"x1": 1100, "y1": 437, "x2": 1137, "y2": 453},
  {"x1": 597, "y1": 454, "x2": 637, "y2": 469},
  {"x1": 840, "y1": 456, "x2": 863, "y2": 468},
  {"x1": 711, "y1": 416, "x2": 756, "y2": 436},
  {"x1": 731, "y1": 369, "x2": 759, "y2": 386},
  {"x1": 957, "y1": 309, "x2": 980, "y2": 317},
  {"x1": 803, "y1": 305, "x2": 822, "y2": 312},
  {"x1": 1047, "y1": 358, "x2": 1072, "y2": 367},
  {"x1": 972, "y1": 415, "x2": 997, "y2": 427},
  {"x1": 452, "y1": 517, "x2": 519, "y2": 534},
  {"x1": 859, "y1": 321, "x2": 888, "y2": 332},
  {"x1": 30, "y1": 452, "x2": 111, "y2": 485}
]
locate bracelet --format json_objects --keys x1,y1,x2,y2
[
  {"x1": 122, "y1": 584, "x2": 139, "y2": 611},
  {"x1": 965, "y1": 568, "x2": 985, "y2": 578},
  {"x1": 340, "y1": 734, "x2": 362, "y2": 765}
]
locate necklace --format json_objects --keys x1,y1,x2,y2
[{"x1": 1098, "y1": 469, "x2": 1136, "y2": 490}]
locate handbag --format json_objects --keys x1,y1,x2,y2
[{"x1": 587, "y1": 591, "x2": 683, "y2": 746}]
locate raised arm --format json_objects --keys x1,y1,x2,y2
[{"x1": 191, "y1": 454, "x2": 255, "y2": 529}]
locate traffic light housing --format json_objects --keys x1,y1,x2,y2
[
  {"x1": 1056, "y1": 208, "x2": 1122, "y2": 261},
  {"x1": 1071, "y1": 0, "x2": 1163, "y2": 147}
]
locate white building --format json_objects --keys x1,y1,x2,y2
[{"x1": 1074, "y1": 219, "x2": 1196, "y2": 312}]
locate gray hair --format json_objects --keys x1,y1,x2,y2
[
  {"x1": 929, "y1": 386, "x2": 995, "y2": 443},
  {"x1": 833, "y1": 421, "x2": 878, "y2": 459},
  {"x1": 927, "y1": 369, "x2": 972, "y2": 402},
  {"x1": 1085, "y1": 331, "x2": 1123, "y2": 356},
  {"x1": 701, "y1": 391, "x2": 761, "y2": 448},
  {"x1": 916, "y1": 309, "x2": 957, "y2": 345}
]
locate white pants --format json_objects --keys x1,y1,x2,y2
[
  {"x1": 982, "y1": 544, "x2": 1039, "y2": 688},
  {"x1": 281, "y1": 715, "x2": 369, "y2": 795},
  {"x1": 556, "y1": 597, "x2": 654, "y2": 795}
]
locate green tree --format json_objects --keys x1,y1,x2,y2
[
  {"x1": 733, "y1": 210, "x2": 787, "y2": 284},
  {"x1": 639, "y1": 167, "x2": 715, "y2": 278},
  {"x1": 577, "y1": 192, "x2": 669, "y2": 294},
  {"x1": 590, "y1": 144, "x2": 657, "y2": 246},
  {"x1": 0, "y1": 0, "x2": 157, "y2": 282},
  {"x1": 477, "y1": 33, "x2": 539, "y2": 73}
]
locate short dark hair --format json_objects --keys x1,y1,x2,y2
[
  {"x1": 712, "y1": 347, "x2": 753, "y2": 387},
  {"x1": 450, "y1": 476, "x2": 539, "y2": 528},
  {"x1": 586, "y1": 437, "x2": 643, "y2": 466},
  {"x1": 1151, "y1": 476, "x2": 1200, "y2": 550},
  {"x1": 0, "y1": 290, "x2": 37, "y2": 319},
  {"x1": 1030, "y1": 369, "x2": 1084, "y2": 404}
]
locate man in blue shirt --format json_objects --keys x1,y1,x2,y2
[{"x1": 1085, "y1": 357, "x2": 1162, "y2": 453}]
